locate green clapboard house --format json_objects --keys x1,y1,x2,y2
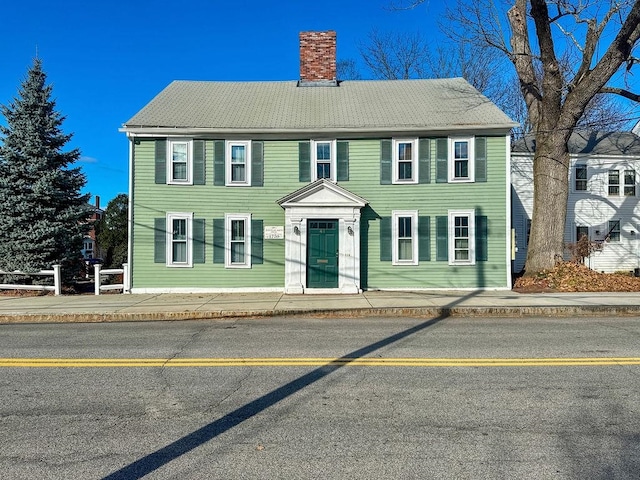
[{"x1": 121, "y1": 31, "x2": 516, "y2": 294}]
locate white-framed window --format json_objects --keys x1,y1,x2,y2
[
  {"x1": 576, "y1": 225, "x2": 589, "y2": 242},
  {"x1": 448, "y1": 210, "x2": 475, "y2": 265},
  {"x1": 226, "y1": 141, "x2": 251, "y2": 186},
  {"x1": 624, "y1": 169, "x2": 636, "y2": 196},
  {"x1": 448, "y1": 137, "x2": 475, "y2": 182},
  {"x1": 575, "y1": 164, "x2": 587, "y2": 191},
  {"x1": 608, "y1": 219, "x2": 621, "y2": 242},
  {"x1": 167, "y1": 139, "x2": 193, "y2": 184},
  {"x1": 311, "y1": 139, "x2": 336, "y2": 181},
  {"x1": 225, "y1": 213, "x2": 251, "y2": 268},
  {"x1": 167, "y1": 212, "x2": 193, "y2": 267},
  {"x1": 392, "y1": 139, "x2": 418, "y2": 184},
  {"x1": 392, "y1": 210, "x2": 418, "y2": 265},
  {"x1": 608, "y1": 170, "x2": 620, "y2": 196}
]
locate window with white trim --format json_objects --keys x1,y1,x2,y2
[
  {"x1": 392, "y1": 210, "x2": 418, "y2": 265},
  {"x1": 608, "y1": 170, "x2": 620, "y2": 196},
  {"x1": 225, "y1": 214, "x2": 251, "y2": 268},
  {"x1": 312, "y1": 140, "x2": 336, "y2": 181},
  {"x1": 392, "y1": 139, "x2": 418, "y2": 184},
  {"x1": 575, "y1": 165, "x2": 587, "y2": 191},
  {"x1": 448, "y1": 137, "x2": 475, "y2": 182},
  {"x1": 624, "y1": 169, "x2": 636, "y2": 196},
  {"x1": 168, "y1": 139, "x2": 193, "y2": 184},
  {"x1": 167, "y1": 212, "x2": 193, "y2": 267},
  {"x1": 448, "y1": 210, "x2": 475, "y2": 265},
  {"x1": 608, "y1": 219, "x2": 621, "y2": 242},
  {"x1": 226, "y1": 141, "x2": 251, "y2": 186}
]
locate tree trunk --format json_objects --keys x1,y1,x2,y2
[{"x1": 525, "y1": 129, "x2": 571, "y2": 273}]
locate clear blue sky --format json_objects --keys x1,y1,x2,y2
[{"x1": 0, "y1": 0, "x2": 444, "y2": 207}]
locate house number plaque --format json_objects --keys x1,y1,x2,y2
[{"x1": 264, "y1": 226, "x2": 285, "y2": 240}]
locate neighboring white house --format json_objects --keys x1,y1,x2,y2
[{"x1": 512, "y1": 130, "x2": 640, "y2": 274}]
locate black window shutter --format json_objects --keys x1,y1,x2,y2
[
  {"x1": 475, "y1": 137, "x2": 487, "y2": 182},
  {"x1": 418, "y1": 216, "x2": 431, "y2": 261},
  {"x1": 251, "y1": 219, "x2": 264, "y2": 265},
  {"x1": 476, "y1": 215, "x2": 488, "y2": 261},
  {"x1": 337, "y1": 141, "x2": 349, "y2": 181},
  {"x1": 193, "y1": 218, "x2": 206, "y2": 264},
  {"x1": 436, "y1": 216, "x2": 448, "y2": 261},
  {"x1": 418, "y1": 138, "x2": 431, "y2": 184},
  {"x1": 213, "y1": 140, "x2": 225, "y2": 186},
  {"x1": 380, "y1": 216, "x2": 392, "y2": 261},
  {"x1": 193, "y1": 140, "x2": 206, "y2": 185},
  {"x1": 213, "y1": 218, "x2": 225, "y2": 264},
  {"x1": 154, "y1": 217, "x2": 166, "y2": 263},
  {"x1": 299, "y1": 141, "x2": 311, "y2": 182},
  {"x1": 380, "y1": 139, "x2": 392, "y2": 185},
  {"x1": 155, "y1": 139, "x2": 167, "y2": 184},
  {"x1": 252, "y1": 141, "x2": 264, "y2": 187}
]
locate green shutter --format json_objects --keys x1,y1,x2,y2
[
  {"x1": 155, "y1": 139, "x2": 166, "y2": 184},
  {"x1": 475, "y1": 137, "x2": 487, "y2": 182},
  {"x1": 193, "y1": 140, "x2": 205, "y2": 185},
  {"x1": 380, "y1": 216, "x2": 392, "y2": 261},
  {"x1": 213, "y1": 218, "x2": 225, "y2": 263},
  {"x1": 213, "y1": 140, "x2": 225, "y2": 186},
  {"x1": 154, "y1": 217, "x2": 166, "y2": 263},
  {"x1": 193, "y1": 218, "x2": 205, "y2": 264},
  {"x1": 435, "y1": 138, "x2": 448, "y2": 183},
  {"x1": 299, "y1": 141, "x2": 311, "y2": 182},
  {"x1": 380, "y1": 139, "x2": 392, "y2": 185},
  {"x1": 476, "y1": 215, "x2": 488, "y2": 261},
  {"x1": 418, "y1": 216, "x2": 431, "y2": 261},
  {"x1": 337, "y1": 141, "x2": 349, "y2": 181},
  {"x1": 418, "y1": 138, "x2": 431, "y2": 184},
  {"x1": 251, "y1": 219, "x2": 264, "y2": 265},
  {"x1": 436, "y1": 216, "x2": 448, "y2": 261},
  {"x1": 251, "y1": 141, "x2": 264, "y2": 187}
]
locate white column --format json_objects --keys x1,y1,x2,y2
[{"x1": 284, "y1": 217, "x2": 305, "y2": 294}]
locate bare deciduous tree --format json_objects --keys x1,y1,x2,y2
[{"x1": 397, "y1": 0, "x2": 640, "y2": 274}]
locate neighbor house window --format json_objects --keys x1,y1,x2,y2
[
  {"x1": 608, "y1": 170, "x2": 620, "y2": 195},
  {"x1": 168, "y1": 139, "x2": 192, "y2": 184},
  {"x1": 392, "y1": 139, "x2": 418, "y2": 184},
  {"x1": 624, "y1": 169, "x2": 636, "y2": 196},
  {"x1": 448, "y1": 210, "x2": 475, "y2": 265},
  {"x1": 225, "y1": 214, "x2": 251, "y2": 267},
  {"x1": 226, "y1": 141, "x2": 251, "y2": 186},
  {"x1": 576, "y1": 226, "x2": 589, "y2": 242},
  {"x1": 575, "y1": 165, "x2": 587, "y2": 191},
  {"x1": 312, "y1": 140, "x2": 336, "y2": 181},
  {"x1": 166, "y1": 212, "x2": 193, "y2": 267},
  {"x1": 448, "y1": 137, "x2": 475, "y2": 182},
  {"x1": 608, "y1": 220, "x2": 621, "y2": 242},
  {"x1": 392, "y1": 211, "x2": 418, "y2": 265}
]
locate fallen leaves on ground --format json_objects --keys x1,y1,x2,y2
[{"x1": 514, "y1": 261, "x2": 640, "y2": 292}]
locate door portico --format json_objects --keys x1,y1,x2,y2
[{"x1": 277, "y1": 179, "x2": 368, "y2": 294}]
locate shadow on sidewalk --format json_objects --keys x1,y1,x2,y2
[{"x1": 102, "y1": 290, "x2": 482, "y2": 480}]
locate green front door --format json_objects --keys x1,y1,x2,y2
[{"x1": 307, "y1": 220, "x2": 339, "y2": 288}]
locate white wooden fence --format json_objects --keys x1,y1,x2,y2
[
  {"x1": 94, "y1": 263, "x2": 130, "y2": 295},
  {"x1": 0, "y1": 265, "x2": 62, "y2": 295}
]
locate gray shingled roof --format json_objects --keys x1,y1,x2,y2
[
  {"x1": 512, "y1": 130, "x2": 640, "y2": 156},
  {"x1": 122, "y1": 78, "x2": 516, "y2": 135}
]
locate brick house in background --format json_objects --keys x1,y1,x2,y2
[
  {"x1": 121, "y1": 31, "x2": 516, "y2": 294},
  {"x1": 81, "y1": 195, "x2": 103, "y2": 261}
]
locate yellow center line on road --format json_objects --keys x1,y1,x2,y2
[{"x1": 1, "y1": 357, "x2": 640, "y2": 368}]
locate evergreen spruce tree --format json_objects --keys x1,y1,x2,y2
[{"x1": 0, "y1": 58, "x2": 91, "y2": 277}]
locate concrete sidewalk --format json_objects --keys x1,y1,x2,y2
[{"x1": 0, "y1": 290, "x2": 639, "y2": 323}]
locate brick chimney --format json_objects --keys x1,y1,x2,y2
[{"x1": 299, "y1": 30, "x2": 337, "y2": 87}]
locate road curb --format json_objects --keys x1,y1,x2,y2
[{"x1": 1, "y1": 304, "x2": 640, "y2": 324}]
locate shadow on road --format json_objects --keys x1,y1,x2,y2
[{"x1": 103, "y1": 291, "x2": 481, "y2": 479}]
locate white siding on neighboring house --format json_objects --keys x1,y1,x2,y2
[{"x1": 512, "y1": 131, "x2": 640, "y2": 274}]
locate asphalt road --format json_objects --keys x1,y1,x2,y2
[{"x1": 1, "y1": 315, "x2": 639, "y2": 479}]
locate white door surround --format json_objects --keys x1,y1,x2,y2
[{"x1": 277, "y1": 180, "x2": 368, "y2": 294}]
